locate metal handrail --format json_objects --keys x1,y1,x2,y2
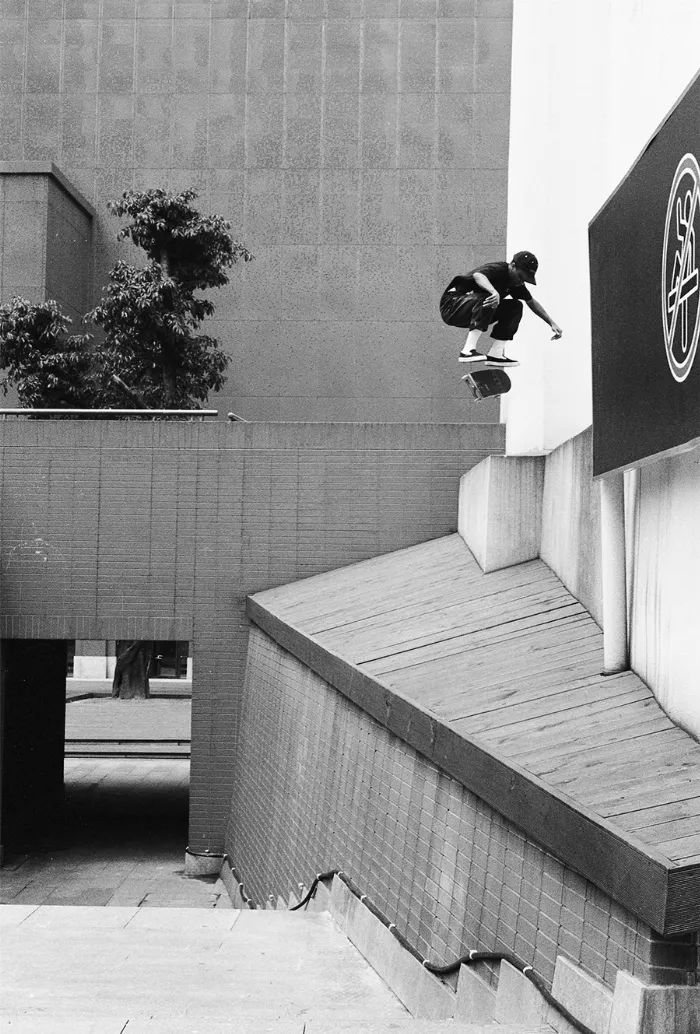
[{"x1": 0, "y1": 408, "x2": 218, "y2": 419}]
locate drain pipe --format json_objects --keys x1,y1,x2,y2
[{"x1": 599, "y1": 472, "x2": 629, "y2": 673}]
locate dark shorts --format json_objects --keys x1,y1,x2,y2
[{"x1": 440, "y1": 290, "x2": 523, "y2": 340}]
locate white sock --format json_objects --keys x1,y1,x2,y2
[
  {"x1": 462, "y1": 329, "x2": 484, "y2": 353},
  {"x1": 485, "y1": 339, "x2": 509, "y2": 359}
]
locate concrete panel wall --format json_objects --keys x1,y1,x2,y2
[
  {"x1": 0, "y1": 166, "x2": 93, "y2": 325},
  {"x1": 45, "y1": 176, "x2": 93, "y2": 323},
  {"x1": 2, "y1": 0, "x2": 514, "y2": 422},
  {"x1": 228, "y1": 626, "x2": 689, "y2": 990},
  {"x1": 628, "y1": 446, "x2": 700, "y2": 740},
  {"x1": 540, "y1": 425, "x2": 602, "y2": 627},
  {"x1": 0, "y1": 174, "x2": 48, "y2": 306},
  {"x1": 0, "y1": 416, "x2": 503, "y2": 849}
]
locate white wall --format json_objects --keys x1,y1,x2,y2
[
  {"x1": 628, "y1": 445, "x2": 700, "y2": 738},
  {"x1": 505, "y1": 0, "x2": 700, "y2": 454}
]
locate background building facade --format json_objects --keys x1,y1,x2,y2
[{"x1": 1, "y1": 0, "x2": 513, "y2": 422}]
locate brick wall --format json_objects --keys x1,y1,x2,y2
[
  {"x1": 0, "y1": 416, "x2": 503, "y2": 848},
  {"x1": 228, "y1": 628, "x2": 699, "y2": 989},
  {"x1": 1, "y1": 0, "x2": 514, "y2": 421}
]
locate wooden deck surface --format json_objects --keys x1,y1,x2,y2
[{"x1": 250, "y1": 534, "x2": 700, "y2": 872}]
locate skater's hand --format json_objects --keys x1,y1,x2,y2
[
  {"x1": 550, "y1": 323, "x2": 563, "y2": 340},
  {"x1": 484, "y1": 293, "x2": 499, "y2": 311}
]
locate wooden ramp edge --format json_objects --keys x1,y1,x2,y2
[{"x1": 247, "y1": 535, "x2": 700, "y2": 936}]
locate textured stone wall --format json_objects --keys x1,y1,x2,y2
[
  {"x1": 0, "y1": 173, "x2": 48, "y2": 307},
  {"x1": 1, "y1": 0, "x2": 513, "y2": 421},
  {"x1": 228, "y1": 627, "x2": 698, "y2": 989},
  {"x1": 0, "y1": 416, "x2": 503, "y2": 848}
]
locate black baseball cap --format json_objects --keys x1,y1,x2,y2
[{"x1": 512, "y1": 250, "x2": 538, "y2": 285}]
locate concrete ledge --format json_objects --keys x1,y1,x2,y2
[
  {"x1": 458, "y1": 454, "x2": 545, "y2": 572},
  {"x1": 551, "y1": 956, "x2": 613, "y2": 1034},
  {"x1": 494, "y1": 960, "x2": 551, "y2": 1026},
  {"x1": 218, "y1": 857, "x2": 253, "y2": 908},
  {"x1": 0, "y1": 161, "x2": 96, "y2": 217},
  {"x1": 454, "y1": 964, "x2": 496, "y2": 1023},
  {"x1": 328, "y1": 876, "x2": 456, "y2": 1020},
  {"x1": 609, "y1": 971, "x2": 700, "y2": 1034}
]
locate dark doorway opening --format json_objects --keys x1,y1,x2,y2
[{"x1": 0, "y1": 640, "x2": 214, "y2": 907}]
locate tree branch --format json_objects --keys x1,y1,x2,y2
[{"x1": 111, "y1": 374, "x2": 147, "y2": 408}]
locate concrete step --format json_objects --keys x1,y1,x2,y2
[
  {"x1": 0, "y1": 905, "x2": 553, "y2": 1034},
  {"x1": 0, "y1": 1022, "x2": 553, "y2": 1033}
]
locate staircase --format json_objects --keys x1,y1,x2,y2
[{"x1": 1, "y1": 904, "x2": 555, "y2": 1034}]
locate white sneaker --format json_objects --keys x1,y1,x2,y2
[{"x1": 458, "y1": 349, "x2": 487, "y2": 363}]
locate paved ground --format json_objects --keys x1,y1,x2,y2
[
  {"x1": 67, "y1": 677, "x2": 192, "y2": 700},
  {"x1": 65, "y1": 698, "x2": 191, "y2": 740},
  {"x1": 0, "y1": 907, "x2": 421, "y2": 1033},
  {"x1": 0, "y1": 758, "x2": 227, "y2": 909},
  {"x1": 65, "y1": 695, "x2": 192, "y2": 755}
]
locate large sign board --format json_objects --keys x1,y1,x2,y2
[{"x1": 590, "y1": 71, "x2": 700, "y2": 477}]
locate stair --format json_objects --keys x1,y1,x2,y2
[{"x1": 0, "y1": 904, "x2": 554, "y2": 1033}]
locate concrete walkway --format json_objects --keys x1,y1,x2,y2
[
  {"x1": 0, "y1": 905, "x2": 552, "y2": 1034},
  {"x1": 0, "y1": 761, "x2": 553, "y2": 1033},
  {"x1": 0, "y1": 759, "x2": 224, "y2": 909},
  {"x1": 65, "y1": 699, "x2": 191, "y2": 755},
  {"x1": 67, "y1": 677, "x2": 192, "y2": 700}
]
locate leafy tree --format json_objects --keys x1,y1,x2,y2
[
  {"x1": 0, "y1": 298, "x2": 97, "y2": 409},
  {"x1": 87, "y1": 187, "x2": 253, "y2": 408},
  {"x1": 0, "y1": 188, "x2": 252, "y2": 413}
]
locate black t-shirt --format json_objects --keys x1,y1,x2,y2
[{"x1": 446, "y1": 261, "x2": 532, "y2": 302}]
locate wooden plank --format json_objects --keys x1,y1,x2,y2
[
  {"x1": 656, "y1": 832, "x2": 700, "y2": 863},
  {"x1": 364, "y1": 619, "x2": 602, "y2": 685},
  {"x1": 607, "y1": 792, "x2": 700, "y2": 828},
  {"x1": 376, "y1": 637, "x2": 604, "y2": 714},
  {"x1": 446, "y1": 669, "x2": 637, "y2": 723},
  {"x1": 536, "y1": 729, "x2": 691, "y2": 788},
  {"x1": 328, "y1": 600, "x2": 587, "y2": 667},
  {"x1": 575, "y1": 747, "x2": 700, "y2": 809},
  {"x1": 631, "y1": 812, "x2": 700, "y2": 846},
  {"x1": 475, "y1": 695, "x2": 668, "y2": 755},
  {"x1": 391, "y1": 653, "x2": 605, "y2": 726},
  {"x1": 508, "y1": 716, "x2": 676, "y2": 773},
  {"x1": 254, "y1": 536, "x2": 476, "y2": 625},
  {"x1": 257, "y1": 543, "x2": 559, "y2": 632},
  {"x1": 305, "y1": 561, "x2": 559, "y2": 635},
  {"x1": 317, "y1": 586, "x2": 580, "y2": 659},
  {"x1": 463, "y1": 676, "x2": 651, "y2": 734}
]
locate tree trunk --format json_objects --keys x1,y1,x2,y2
[
  {"x1": 160, "y1": 348, "x2": 178, "y2": 406},
  {"x1": 112, "y1": 640, "x2": 153, "y2": 699},
  {"x1": 158, "y1": 249, "x2": 178, "y2": 406}
]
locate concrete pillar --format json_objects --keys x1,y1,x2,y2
[{"x1": 600, "y1": 473, "x2": 629, "y2": 673}]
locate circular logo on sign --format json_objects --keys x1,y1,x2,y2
[{"x1": 662, "y1": 153, "x2": 700, "y2": 382}]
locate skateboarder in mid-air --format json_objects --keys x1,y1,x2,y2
[{"x1": 440, "y1": 251, "x2": 563, "y2": 368}]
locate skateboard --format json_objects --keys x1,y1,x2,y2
[{"x1": 461, "y1": 367, "x2": 512, "y2": 401}]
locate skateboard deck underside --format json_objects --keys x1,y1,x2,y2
[{"x1": 462, "y1": 368, "x2": 512, "y2": 400}]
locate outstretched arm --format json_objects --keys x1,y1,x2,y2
[
  {"x1": 473, "y1": 271, "x2": 500, "y2": 311},
  {"x1": 526, "y1": 297, "x2": 563, "y2": 339}
]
